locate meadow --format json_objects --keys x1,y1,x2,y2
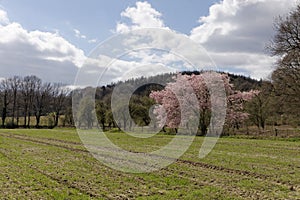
[{"x1": 0, "y1": 128, "x2": 299, "y2": 199}]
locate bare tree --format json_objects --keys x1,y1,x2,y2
[
  {"x1": 52, "y1": 83, "x2": 69, "y2": 127},
  {"x1": 8, "y1": 76, "x2": 21, "y2": 127},
  {"x1": 21, "y1": 76, "x2": 40, "y2": 127},
  {"x1": 0, "y1": 79, "x2": 12, "y2": 127},
  {"x1": 33, "y1": 82, "x2": 52, "y2": 127},
  {"x1": 268, "y1": 4, "x2": 300, "y2": 117}
]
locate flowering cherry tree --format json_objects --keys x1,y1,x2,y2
[{"x1": 150, "y1": 72, "x2": 259, "y2": 135}]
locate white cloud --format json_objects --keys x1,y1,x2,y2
[
  {"x1": 115, "y1": 1, "x2": 166, "y2": 33},
  {"x1": 76, "y1": 52, "x2": 180, "y2": 87},
  {"x1": 80, "y1": 1, "x2": 223, "y2": 88},
  {"x1": 73, "y1": 28, "x2": 87, "y2": 39},
  {"x1": 190, "y1": 0, "x2": 298, "y2": 79},
  {"x1": 0, "y1": 9, "x2": 86, "y2": 84},
  {"x1": 79, "y1": 0, "x2": 300, "y2": 85},
  {"x1": 107, "y1": 1, "x2": 206, "y2": 84},
  {"x1": 112, "y1": 0, "x2": 297, "y2": 80},
  {"x1": 88, "y1": 39, "x2": 97, "y2": 44},
  {"x1": 0, "y1": 9, "x2": 9, "y2": 25},
  {"x1": 74, "y1": 28, "x2": 98, "y2": 44},
  {"x1": 209, "y1": 52, "x2": 277, "y2": 79},
  {"x1": 75, "y1": 1, "x2": 177, "y2": 87},
  {"x1": 190, "y1": 0, "x2": 241, "y2": 44},
  {"x1": 116, "y1": 23, "x2": 130, "y2": 34}
]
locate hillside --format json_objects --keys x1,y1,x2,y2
[{"x1": 94, "y1": 71, "x2": 261, "y2": 100}]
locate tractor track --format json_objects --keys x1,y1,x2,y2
[
  {"x1": 0, "y1": 131, "x2": 298, "y2": 197},
  {"x1": 0, "y1": 132, "x2": 293, "y2": 182},
  {"x1": 0, "y1": 150, "x2": 107, "y2": 199},
  {"x1": 0, "y1": 147, "x2": 109, "y2": 199},
  {"x1": 29, "y1": 166, "x2": 105, "y2": 199}
]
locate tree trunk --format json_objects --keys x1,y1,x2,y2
[
  {"x1": 2, "y1": 107, "x2": 6, "y2": 128},
  {"x1": 12, "y1": 90, "x2": 17, "y2": 127},
  {"x1": 35, "y1": 113, "x2": 41, "y2": 128},
  {"x1": 200, "y1": 124, "x2": 207, "y2": 136},
  {"x1": 27, "y1": 111, "x2": 31, "y2": 128},
  {"x1": 54, "y1": 111, "x2": 60, "y2": 127},
  {"x1": 23, "y1": 105, "x2": 27, "y2": 127},
  {"x1": 102, "y1": 122, "x2": 105, "y2": 131},
  {"x1": 16, "y1": 106, "x2": 19, "y2": 127},
  {"x1": 2, "y1": 92, "x2": 8, "y2": 128}
]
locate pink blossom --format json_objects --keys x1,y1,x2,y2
[{"x1": 150, "y1": 72, "x2": 258, "y2": 132}]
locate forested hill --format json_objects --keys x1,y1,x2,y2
[
  {"x1": 181, "y1": 71, "x2": 262, "y2": 92},
  {"x1": 228, "y1": 73, "x2": 262, "y2": 91},
  {"x1": 95, "y1": 71, "x2": 262, "y2": 99}
]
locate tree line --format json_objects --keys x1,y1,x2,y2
[
  {"x1": 73, "y1": 65, "x2": 298, "y2": 136},
  {"x1": 1, "y1": 67, "x2": 298, "y2": 134},
  {"x1": 0, "y1": 75, "x2": 71, "y2": 128}
]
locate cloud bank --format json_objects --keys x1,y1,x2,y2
[
  {"x1": 0, "y1": 9, "x2": 85, "y2": 84},
  {"x1": 190, "y1": 0, "x2": 298, "y2": 79},
  {"x1": 0, "y1": 0, "x2": 298, "y2": 85},
  {"x1": 113, "y1": 0, "x2": 298, "y2": 80}
]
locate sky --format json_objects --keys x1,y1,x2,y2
[{"x1": 0, "y1": 0, "x2": 298, "y2": 85}]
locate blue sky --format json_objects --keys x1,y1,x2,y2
[{"x1": 0, "y1": 0, "x2": 298, "y2": 84}]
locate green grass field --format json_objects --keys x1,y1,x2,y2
[{"x1": 0, "y1": 128, "x2": 299, "y2": 199}]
